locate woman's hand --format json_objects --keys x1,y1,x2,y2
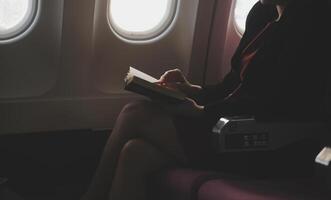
[
  {"x1": 162, "y1": 97, "x2": 205, "y2": 117},
  {"x1": 158, "y1": 69, "x2": 202, "y2": 97}
]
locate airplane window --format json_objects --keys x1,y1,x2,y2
[
  {"x1": 234, "y1": 0, "x2": 258, "y2": 34},
  {"x1": 108, "y1": 0, "x2": 177, "y2": 42},
  {"x1": 0, "y1": 0, "x2": 38, "y2": 42}
]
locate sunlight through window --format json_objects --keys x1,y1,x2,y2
[
  {"x1": 234, "y1": 0, "x2": 259, "y2": 34},
  {"x1": 109, "y1": 0, "x2": 177, "y2": 41},
  {"x1": 0, "y1": 0, "x2": 38, "y2": 41}
]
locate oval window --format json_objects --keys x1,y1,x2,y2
[
  {"x1": 0, "y1": 0, "x2": 39, "y2": 42},
  {"x1": 234, "y1": 0, "x2": 258, "y2": 34},
  {"x1": 108, "y1": 0, "x2": 178, "y2": 41}
]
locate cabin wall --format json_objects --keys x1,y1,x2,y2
[
  {"x1": 0, "y1": 0, "x2": 238, "y2": 135},
  {"x1": 0, "y1": 1, "x2": 63, "y2": 98},
  {"x1": 204, "y1": 0, "x2": 241, "y2": 84}
]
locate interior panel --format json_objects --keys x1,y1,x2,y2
[{"x1": 0, "y1": 0, "x2": 63, "y2": 99}]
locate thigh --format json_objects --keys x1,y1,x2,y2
[{"x1": 117, "y1": 100, "x2": 189, "y2": 163}]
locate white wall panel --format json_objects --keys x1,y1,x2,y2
[{"x1": 0, "y1": 0, "x2": 63, "y2": 99}]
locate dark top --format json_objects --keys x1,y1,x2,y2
[{"x1": 195, "y1": 0, "x2": 329, "y2": 122}]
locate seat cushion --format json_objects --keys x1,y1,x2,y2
[
  {"x1": 198, "y1": 178, "x2": 330, "y2": 200},
  {"x1": 149, "y1": 168, "x2": 218, "y2": 200}
]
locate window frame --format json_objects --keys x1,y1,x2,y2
[
  {"x1": 233, "y1": 0, "x2": 258, "y2": 36},
  {"x1": 107, "y1": 0, "x2": 179, "y2": 43},
  {"x1": 0, "y1": 0, "x2": 40, "y2": 44}
]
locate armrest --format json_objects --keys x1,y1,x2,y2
[
  {"x1": 211, "y1": 116, "x2": 328, "y2": 153},
  {"x1": 315, "y1": 147, "x2": 331, "y2": 193}
]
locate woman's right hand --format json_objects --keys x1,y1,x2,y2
[{"x1": 158, "y1": 68, "x2": 202, "y2": 97}]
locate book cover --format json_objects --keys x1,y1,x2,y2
[{"x1": 124, "y1": 67, "x2": 186, "y2": 103}]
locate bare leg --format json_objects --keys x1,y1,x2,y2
[
  {"x1": 109, "y1": 139, "x2": 173, "y2": 200},
  {"x1": 83, "y1": 100, "x2": 187, "y2": 200}
]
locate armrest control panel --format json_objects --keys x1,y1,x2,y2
[{"x1": 212, "y1": 116, "x2": 328, "y2": 153}]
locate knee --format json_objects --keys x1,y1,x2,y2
[
  {"x1": 118, "y1": 100, "x2": 153, "y2": 124},
  {"x1": 121, "y1": 100, "x2": 154, "y2": 113},
  {"x1": 120, "y1": 139, "x2": 148, "y2": 163},
  {"x1": 120, "y1": 100, "x2": 164, "y2": 120}
]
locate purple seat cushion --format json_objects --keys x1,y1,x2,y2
[
  {"x1": 149, "y1": 168, "x2": 217, "y2": 200},
  {"x1": 198, "y1": 178, "x2": 330, "y2": 200}
]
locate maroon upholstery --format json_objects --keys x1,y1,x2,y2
[
  {"x1": 150, "y1": 168, "x2": 330, "y2": 200},
  {"x1": 149, "y1": 168, "x2": 218, "y2": 200},
  {"x1": 198, "y1": 178, "x2": 329, "y2": 200}
]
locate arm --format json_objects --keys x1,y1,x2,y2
[
  {"x1": 192, "y1": 69, "x2": 240, "y2": 105},
  {"x1": 158, "y1": 67, "x2": 241, "y2": 105},
  {"x1": 203, "y1": 88, "x2": 257, "y2": 117}
]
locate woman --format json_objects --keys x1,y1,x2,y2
[{"x1": 83, "y1": 0, "x2": 328, "y2": 199}]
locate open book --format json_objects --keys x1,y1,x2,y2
[{"x1": 124, "y1": 67, "x2": 186, "y2": 103}]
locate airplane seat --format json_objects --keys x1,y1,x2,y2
[{"x1": 149, "y1": 64, "x2": 331, "y2": 200}]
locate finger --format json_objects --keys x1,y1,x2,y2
[
  {"x1": 154, "y1": 81, "x2": 164, "y2": 85},
  {"x1": 159, "y1": 75, "x2": 175, "y2": 83},
  {"x1": 161, "y1": 82, "x2": 187, "y2": 92},
  {"x1": 184, "y1": 97, "x2": 194, "y2": 102},
  {"x1": 184, "y1": 97, "x2": 197, "y2": 105},
  {"x1": 157, "y1": 76, "x2": 171, "y2": 84},
  {"x1": 158, "y1": 75, "x2": 166, "y2": 83},
  {"x1": 159, "y1": 69, "x2": 183, "y2": 82}
]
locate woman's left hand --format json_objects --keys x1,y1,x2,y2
[{"x1": 161, "y1": 97, "x2": 205, "y2": 117}]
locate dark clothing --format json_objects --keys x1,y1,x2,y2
[
  {"x1": 175, "y1": 0, "x2": 329, "y2": 177},
  {"x1": 195, "y1": 0, "x2": 329, "y2": 123}
]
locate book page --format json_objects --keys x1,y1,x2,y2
[{"x1": 129, "y1": 66, "x2": 158, "y2": 83}]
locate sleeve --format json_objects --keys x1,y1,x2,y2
[
  {"x1": 203, "y1": 87, "x2": 257, "y2": 117},
  {"x1": 192, "y1": 69, "x2": 240, "y2": 105}
]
